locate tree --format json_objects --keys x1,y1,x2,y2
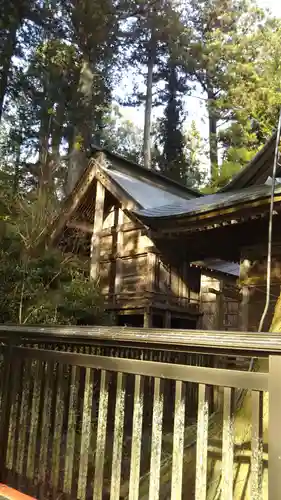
[
  {"x1": 154, "y1": 62, "x2": 190, "y2": 183},
  {"x1": 122, "y1": 0, "x2": 186, "y2": 168},
  {"x1": 0, "y1": 0, "x2": 61, "y2": 123},
  {"x1": 181, "y1": 0, "x2": 266, "y2": 181},
  {"x1": 217, "y1": 17, "x2": 281, "y2": 180},
  {"x1": 101, "y1": 105, "x2": 143, "y2": 163},
  {"x1": 65, "y1": 0, "x2": 120, "y2": 194},
  {"x1": 184, "y1": 120, "x2": 206, "y2": 188}
]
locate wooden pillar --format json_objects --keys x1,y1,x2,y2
[
  {"x1": 90, "y1": 181, "x2": 105, "y2": 280},
  {"x1": 147, "y1": 252, "x2": 156, "y2": 292},
  {"x1": 164, "y1": 310, "x2": 171, "y2": 328},
  {"x1": 115, "y1": 208, "x2": 124, "y2": 296},
  {"x1": 143, "y1": 308, "x2": 152, "y2": 328},
  {"x1": 240, "y1": 285, "x2": 250, "y2": 332},
  {"x1": 215, "y1": 282, "x2": 224, "y2": 331}
]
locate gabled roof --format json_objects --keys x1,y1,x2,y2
[
  {"x1": 44, "y1": 150, "x2": 201, "y2": 244},
  {"x1": 218, "y1": 132, "x2": 278, "y2": 192},
  {"x1": 91, "y1": 145, "x2": 201, "y2": 200}
]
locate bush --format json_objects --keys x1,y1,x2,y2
[{"x1": 0, "y1": 191, "x2": 109, "y2": 325}]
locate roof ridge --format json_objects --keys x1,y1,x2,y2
[{"x1": 91, "y1": 146, "x2": 202, "y2": 198}]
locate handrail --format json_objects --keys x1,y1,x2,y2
[
  {"x1": 0, "y1": 324, "x2": 280, "y2": 357},
  {"x1": 14, "y1": 346, "x2": 268, "y2": 390}
]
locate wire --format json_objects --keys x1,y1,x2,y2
[{"x1": 258, "y1": 111, "x2": 281, "y2": 332}]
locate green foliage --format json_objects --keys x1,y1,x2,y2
[
  {"x1": 101, "y1": 105, "x2": 143, "y2": 163},
  {"x1": 179, "y1": 0, "x2": 279, "y2": 182},
  {"x1": 217, "y1": 18, "x2": 281, "y2": 173},
  {"x1": 1, "y1": 0, "x2": 281, "y2": 194},
  {"x1": 0, "y1": 191, "x2": 108, "y2": 325},
  {"x1": 155, "y1": 63, "x2": 189, "y2": 183},
  {"x1": 183, "y1": 121, "x2": 206, "y2": 188}
]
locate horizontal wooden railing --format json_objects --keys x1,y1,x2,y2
[
  {"x1": 0, "y1": 326, "x2": 280, "y2": 499},
  {"x1": 1, "y1": 324, "x2": 281, "y2": 355},
  {"x1": 104, "y1": 291, "x2": 200, "y2": 311}
]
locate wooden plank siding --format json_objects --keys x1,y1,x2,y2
[
  {"x1": 91, "y1": 196, "x2": 201, "y2": 316},
  {"x1": 58, "y1": 172, "x2": 201, "y2": 322},
  {"x1": 200, "y1": 275, "x2": 240, "y2": 331}
]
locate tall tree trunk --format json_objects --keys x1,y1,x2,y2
[
  {"x1": 37, "y1": 107, "x2": 53, "y2": 196},
  {"x1": 207, "y1": 89, "x2": 218, "y2": 182},
  {"x1": 143, "y1": 32, "x2": 156, "y2": 170},
  {"x1": 65, "y1": 59, "x2": 94, "y2": 195},
  {"x1": 50, "y1": 100, "x2": 66, "y2": 177},
  {"x1": 0, "y1": 23, "x2": 18, "y2": 122},
  {"x1": 13, "y1": 133, "x2": 22, "y2": 195}
]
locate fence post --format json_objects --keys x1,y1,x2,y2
[
  {"x1": 0, "y1": 340, "x2": 13, "y2": 482},
  {"x1": 268, "y1": 355, "x2": 281, "y2": 499}
]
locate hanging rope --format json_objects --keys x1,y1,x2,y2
[{"x1": 258, "y1": 111, "x2": 281, "y2": 332}]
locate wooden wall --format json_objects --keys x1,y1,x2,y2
[
  {"x1": 240, "y1": 255, "x2": 281, "y2": 331},
  {"x1": 98, "y1": 205, "x2": 152, "y2": 297},
  {"x1": 95, "y1": 199, "x2": 200, "y2": 308},
  {"x1": 200, "y1": 274, "x2": 240, "y2": 331},
  {"x1": 69, "y1": 178, "x2": 200, "y2": 316}
]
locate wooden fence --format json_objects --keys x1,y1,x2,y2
[{"x1": 0, "y1": 326, "x2": 280, "y2": 499}]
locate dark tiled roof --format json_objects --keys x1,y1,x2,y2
[
  {"x1": 135, "y1": 184, "x2": 281, "y2": 220},
  {"x1": 192, "y1": 259, "x2": 240, "y2": 277},
  {"x1": 91, "y1": 146, "x2": 201, "y2": 199},
  {"x1": 103, "y1": 165, "x2": 197, "y2": 209}
]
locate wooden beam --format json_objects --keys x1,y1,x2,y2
[
  {"x1": 146, "y1": 252, "x2": 157, "y2": 292},
  {"x1": 67, "y1": 219, "x2": 144, "y2": 236},
  {"x1": 99, "y1": 248, "x2": 160, "y2": 263},
  {"x1": 96, "y1": 168, "x2": 140, "y2": 211},
  {"x1": 90, "y1": 181, "x2": 105, "y2": 280},
  {"x1": 240, "y1": 286, "x2": 250, "y2": 332},
  {"x1": 115, "y1": 208, "x2": 124, "y2": 295},
  {"x1": 143, "y1": 308, "x2": 152, "y2": 327},
  {"x1": 48, "y1": 158, "x2": 99, "y2": 244},
  {"x1": 67, "y1": 220, "x2": 94, "y2": 233},
  {"x1": 164, "y1": 310, "x2": 171, "y2": 328},
  {"x1": 215, "y1": 281, "x2": 224, "y2": 330}
]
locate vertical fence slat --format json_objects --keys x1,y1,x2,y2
[
  {"x1": 195, "y1": 384, "x2": 209, "y2": 500},
  {"x1": 148, "y1": 377, "x2": 164, "y2": 500},
  {"x1": 110, "y1": 372, "x2": 126, "y2": 500},
  {"x1": 38, "y1": 362, "x2": 53, "y2": 499},
  {"x1": 77, "y1": 367, "x2": 94, "y2": 500},
  {"x1": 251, "y1": 390, "x2": 263, "y2": 500},
  {"x1": 0, "y1": 350, "x2": 5, "y2": 427},
  {"x1": 16, "y1": 359, "x2": 31, "y2": 476},
  {"x1": 93, "y1": 370, "x2": 110, "y2": 500},
  {"x1": 221, "y1": 387, "x2": 234, "y2": 500},
  {"x1": 26, "y1": 360, "x2": 42, "y2": 480},
  {"x1": 0, "y1": 345, "x2": 13, "y2": 478},
  {"x1": 268, "y1": 355, "x2": 281, "y2": 499},
  {"x1": 6, "y1": 359, "x2": 20, "y2": 471},
  {"x1": 171, "y1": 380, "x2": 185, "y2": 500},
  {"x1": 129, "y1": 374, "x2": 144, "y2": 500},
  {"x1": 51, "y1": 363, "x2": 65, "y2": 493},
  {"x1": 64, "y1": 364, "x2": 79, "y2": 495}
]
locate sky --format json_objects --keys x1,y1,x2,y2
[{"x1": 118, "y1": 0, "x2": 281, "y2": 139}]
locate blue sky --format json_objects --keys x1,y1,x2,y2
[{"x1": 119, "y1": 0, "x2": 281, "y2": 139}]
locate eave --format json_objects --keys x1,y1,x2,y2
[{"x1": 136, "y1": 193, "x2": 281, "y2": 236}]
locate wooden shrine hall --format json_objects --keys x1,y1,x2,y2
[{"x1": 44, "y1": 132, "x2": 280, "y2": 330}]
